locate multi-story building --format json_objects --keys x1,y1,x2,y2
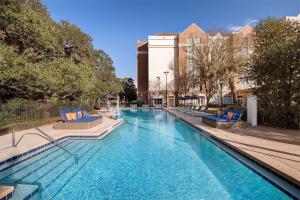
[
  {"x1": 283, "y1": 13, "x2": 300, "y2": 24},
  {"x1": 137, "y1": 23, "x2": 253, "y2": 107}
]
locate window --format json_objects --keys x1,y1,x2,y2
[
  {"x1": 223, "y1": 96, "x2": 232, "y2": 105},
  {"x1": 187, "y1": 37, "x2": 200, "y2": 46},
  {"x1": 154, "y1": 98, "x2": 162, "y2": 105},
  {"x1": 236, "y1": 96, "x2": 243, "y2": 105}
]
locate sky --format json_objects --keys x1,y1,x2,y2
[{"x1": 42, "y1": 0, "x2": 300, "y2": 80}]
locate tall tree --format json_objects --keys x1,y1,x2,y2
[
  {"x1": 187, "y1": 34, "x2": 230, "y2": 105},
  {"x1": 119, "y1": 78, "x2": 137, "y2": 103},
  {"x1": 225, "y1": 33, "x2": 252, "y2": 103},
  {"x1": 0, "y1": 0, "x2": 122, "y2": 103},
  {"x1": 58, "y1": 21, "x2": 94, "y2": 63},
  {"x1": 0, "y1": 0, "x2": 60, "y2": 61},
  {"x1": 243, "y1": 17, "x2": 300, "y2": 127}
]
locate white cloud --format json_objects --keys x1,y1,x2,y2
[
  {"x1": 244, "y1": 18, "x2": 258, "y2": 25},
  {"x1": 228, "y1": 25, "x2": 243, "y2": 32},
  {"x1": 228, "y1": 18, "x2": 258, "y2": 32}
]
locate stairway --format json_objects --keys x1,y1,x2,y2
[{"x1": 0, "y1": 140, "x2": 101, "y2": 199}]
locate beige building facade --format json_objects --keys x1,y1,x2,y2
[{"x1": 137, "y1": 23, "x2": 253, "y2": 107}]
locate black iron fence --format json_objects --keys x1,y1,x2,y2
[{"x1": 0, "y1": 101, "x2": 94, "y2": 126}]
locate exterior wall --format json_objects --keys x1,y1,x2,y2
[
  {"x1": 148, "y1": 35, "x2": 178, "y2": 106},
  {"x1": 136, "y1": 23, "x2": 254, "y2": 107},
  {"x1": 283, "y1": 13, "x2": 300, "y2": 23},
  {"x1": 137, "y1": 41, "x2": 148, "y2": 103},
  {"x1": 178, "y1": 23, "x2": 208, "y2": 97}
]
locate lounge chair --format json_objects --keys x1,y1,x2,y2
[
  {"x1": 177, "y1": 104, "x2": 188, "y2": 111},
  {"x1": 188, "y1": 106, "x2": 209, "y2": 117},
  {"x1": 180, "y1": 105, "x2": 193, "y2": 113},
  {"x1": 53, "y1": 108, "x2": 103, "y2": 129},
  {"x1": 202, "y1": 109, "x2": 243, "y2": 128},
  {"x1": 186, "y1": 105, "x2": 202, "y2": 114},
  {"x1": 175, "y1": 104, "x2": 185, "y2": 111},
  {"x1": 185, "y1": 105, "x2": 201, "y2": 114},
  {"x1": 182, "y1": 105, "x2": 196, "y2": 113}
]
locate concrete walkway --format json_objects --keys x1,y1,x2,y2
[
  {"x1": 0, "y1": 117, "x2": 122, "y2": 162},
  {"x1": 166, "y1": 108, "x2": 300, "y2": 187}
]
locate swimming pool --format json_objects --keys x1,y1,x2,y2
[{"x1": 0, "y1": 109, "x2": 292, "y2": 199}]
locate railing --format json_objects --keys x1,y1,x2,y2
[
  {"x1": 12, "y1": 124, "x2": 78, "y2": 163},
  {"x1": 0, "y1": 101, "x2": 94, "y2": 126}
]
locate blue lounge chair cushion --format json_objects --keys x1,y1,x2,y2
[
  {"x1": 68, "y1": 115, "x2": 102, "y2": 123},
  {"x1": 60, "y1": 108, "x2": 97, "y2": 122},
  {"x1": 59, "y1": 108, "x2": 70, "y2": 122},
  {"x1": 221, "y1": 111, "x2": 228, "y2": 119},
  {"x1": 204, "y1": 115, "x2": 237, "y2": 122},
  {"x1": 82, "y1": 110, "x2": 89, "y2": 118},
  {"x1": 71, "y1": 108, "x2": 84, "y2": 119},
  {"x1": 204, "y1": 110, "x2": 243, "y2": 122}
]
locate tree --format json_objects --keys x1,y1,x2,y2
[
  {"x1": 224, "y1": 33, "x2": 252, "y2": 103},
  {"x1": 119, "y1": 78, "x2": 137, "y2": 103},
  {"x1": 243, "y1": 17, "x2": 300, "y2": 128},
  {"x1": 0, "y1": 43, "x2": 41, "y2": 101},
  {"x1": 0, "y1": 0, "x2": 122, "y2": 104},
  {"x1": 0, "y1": 0, "x2": 60, "y2": 61},
  {"x1": 187, "y1": 34, "x2": 230, "y2": 105},
  {"x1": 169, "y1": 59, "x2": 191, "y2": 97},
  {"x1": 57, "y1": 21, "x2": 94, "y2": 63}
]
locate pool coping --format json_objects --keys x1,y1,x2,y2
[
  {"x1": 165, "y1": 108, "x2": 300, "y2": 199},
  {"x1": 0, "y1": 186, "x2": 14, "y2": 200},
  {"x1": 0, "y1": 119, "x2": 124, "y2": 173}
]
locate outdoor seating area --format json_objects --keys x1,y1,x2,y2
[
  {"x1": 1, "y1": 0, "x2": 299, "y2": 198},
  {"x1": 53, "y1": 108, "x2": 103, "y2": 129},
  {"x1": 176, "y1": 104, "x2": 209, "y2": 117},
  {"x1": 202, "y1": 109, "x2": 243, "y2": 128}
]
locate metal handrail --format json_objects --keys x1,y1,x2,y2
[{"x1": 12, "y1": 124, "x2": 78, "y2": 163}]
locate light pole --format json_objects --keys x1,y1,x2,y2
[
  {"x1": 219, "y1": 80, "x2": 224, "y2": 110},
  {"x1": 156, "y1": 76, "x2": 160, "y2": 95},
  {"x1": 164, "y1": 71, "x2": 169, "y2": 107}
]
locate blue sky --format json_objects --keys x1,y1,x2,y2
[{"x1": 42, "y1": 0, "x2": 300, "y2": 80}]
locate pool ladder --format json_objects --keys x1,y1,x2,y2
[{"x1": 12, "y1": 124, "x2": 79, "y2": 164}]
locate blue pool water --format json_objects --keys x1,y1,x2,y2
[{"x1": 0, "y1": 109, "x2": 291, "y2": 199}]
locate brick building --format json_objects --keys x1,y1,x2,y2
[{"x1": 137, "y1": 23, "x2": 253, "y2": 107}]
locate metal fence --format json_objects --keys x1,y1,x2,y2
[{"x1": 0, "y1": 101, "x2": 94, "y2": 126}]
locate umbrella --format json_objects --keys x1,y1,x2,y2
[
  {"x1": 190, "y1": 95, "x2": 199, "y2": 100},
  {"x1": 184, "y1": 96, "x2": 192, "y2": 100}
]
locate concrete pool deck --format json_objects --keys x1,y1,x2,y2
[
  {"x1": 166, "y1": 108, "x2": 300, "y2": 187},
  {"x1": 0, "y1": 116, "x2": 122, "y2": 163}
]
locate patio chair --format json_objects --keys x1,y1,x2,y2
[
  {"x1": 180, "y1": 105, "x2": 193, "y2": 113},
  {"x1": 202, "y1": 109, "x2": 243, "y2": 128},
  {"x1": 175, "y1": 104, "x2": 184, "y2": 111},
  {"x1": 186, "y1": 105, "x2": 202, "y2": 115},
  {"x1": 189, "y1": 106, "x2": 209, "y2": 117},
  {"x1": 54, "y1": 108, "x2": 103, "y2": 129},
  {"x1": 184, "y1": 105, "x2": 200, "y2": 114}
]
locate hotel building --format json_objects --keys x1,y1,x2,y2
[{"x1": 137, "y1": 23, "x2": 253, "y2": 107}]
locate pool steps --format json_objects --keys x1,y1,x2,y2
[
  {"x1": 0, "y1": 119, "x2": 124, "y2": 171},
  {"x1": 0, "y1": 119, "x2": 124, "y2": 200},
  {"x1": 0, "y1": 141, "x2": 101, "y2": 199},
  {"x1": 10, "y1": 184, "x2": 39, "y2": 200}
]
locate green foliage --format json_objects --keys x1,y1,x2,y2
[
  {"x1": 0, "y1": 99, "x2": 94, "y2": 126},
  {"x1": 119, "y1": 78, "x2": 137, "y2": 102},
  {"x1": 0, "y1": 43, "x2": 41, "y2": 100},
  {"x1": 0, "y1": 0, "x2": 122, "y2": 104},
  {"x1": 0, "y1": 0, "x2": 60, "y2": 61},
  {"x1": 244, "y1": 17, "x2": 300, "y2": 128},
  {"x1": 58, "y1": 21, "x2": 94, "y2": 63}
]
